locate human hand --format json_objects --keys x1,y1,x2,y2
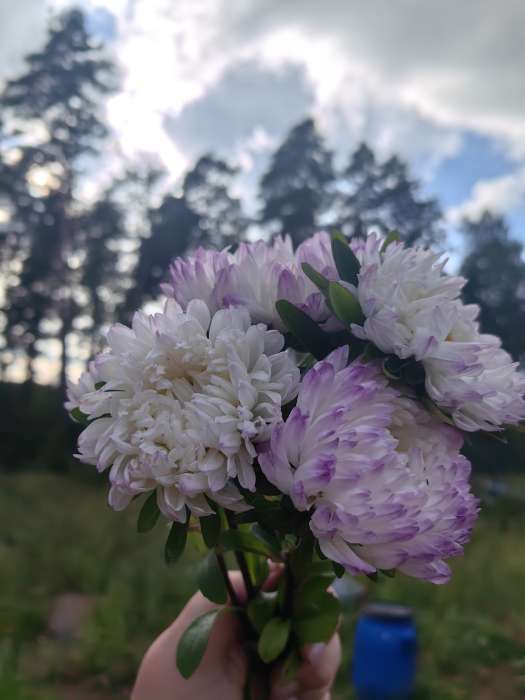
[{"x1": 132, "y1": 571, "x2": 341, "y2": 700}]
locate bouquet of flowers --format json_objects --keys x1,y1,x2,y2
[{"x1": 66, "y1": 230, "x2": 525, "y2": 691}]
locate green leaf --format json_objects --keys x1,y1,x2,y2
[
  {"x1": 258, "y1": 617, "x2": 291, "y2": 663},
  {"x1": 331, "y1": 230, "x2": 347, "y2": 244},
  {"x1": 198, "y1": 553, "x2": 228, "y2": 604},
  {"x1": 70, "y1": 407, "x2": 89, "y2": 425},
  {"x1": 244, "y1": 551, "x2": 270, "y2": 587},
  {"x1": 188, "y1": 530, "x2": 208, "y2": 555},
  {"x1": 176, "y1": 609, "x2": 221, "y2": 679},
  {"x1": 165, "y1": 519, "x2": 189, "y2": 566},
  {"x1": 328, "y1": 282, "x2": 364, "y2": 326},
  {"x1": 332, "y1": 562, "x2": 345, "y2": 578},
  {"x1": 280, "y1": 649, "x2": 302, "y2": 684},
  {"x1": 331, "y1": 235, "x2": 360, "y2": 286},
  {"x1": 244, "y1": 501, "x2": 303, "y2": 534},
  {"x1": 298, "y1": 353, "x2": 317, "y2": 370},
  {"x1": 293, "y1": 591, "x2": 341, "y2": 645},
  {"x1": 251, "y1": 523, "x2": 282, "y2": 555},
  {"x1": 381, "y1": 568, "x2": 396, "y2": 578},
  {"x1": 296, "y1": 573, "x2": 335, "y2": 602},
  {"x1": 220, "y1": 530, "x2": 280, "y2": 560},
  {"x1": 290, "y1": 532, "x2": 315, "y2": 579},
  {"x1": 200, "y1": 513, "x2": 221, "y2": 548},
  {"x1": 507, "y1": 422, "x2": 525, "y2": 434},
  {"x1": 234, "y1": 511, "x2": 260, "y2": 524},
  {"x1": 309, "y1": 560, "x2": 337, "y2": 576},
  {"x1": 247, "y1": 591, "x2": 278, "y2": 633},
  {"x1": 382, "y1": 355, "x2": 404, "y2": 381},
  {"x1": 401, "y1": 361, "x2": 426, "y2": 386},
  {"x1": 381, "y1": 230, "x2": 401, "y2": 252},
  {"x1": 301, "y1": 262, "x2": 330, "y2": 292},
  {"x1": 256, "y1": 473, "x2": 282, "y2": 496},
  {"x1": 137, "y1": 491, "x2": 160, "y2": 533},
  {"x1": 276, "y1": 300, "x2": 331, "y2": 360},
  {"x1": 277, "y1": 576, "x2": 287, "y2": 612},
  {"x1": 362, "y1": 342, "x2": 384, "y2": 363},
  {"x1": 315, "y1": 541, "x2": 328, "y2": 560}
]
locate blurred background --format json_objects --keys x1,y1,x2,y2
[{"x1": 1, "y1": 2, "x2": 524, "y2": 698}]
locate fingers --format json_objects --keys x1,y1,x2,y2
[
  {"x1": 262, "y1": 561, "x2": 284, "y2": 592},
  {"x1": 270, "y1": 634, "x2": 342, "y2": 700},
  {"x1": 132, "y1": 571, "x2": 249, "y2": 700},
  {"x1": 174, "y1": 571, "x2": 249, "y2": 680},
  {"x1": 298, "y1": 634, "x2": 342, "y2": 699},
  {"x1": 199, "y1": 604, "x2": 248, "y2": 687},
  {"x1": 134, "y1": 566, "x2": 341, "y2": 700}
]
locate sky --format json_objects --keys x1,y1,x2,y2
[
  {"x1": 1, "y1": 0, "x2": 525, "y2": 242},
  {"x1": 2, "y1": 0, "x2": 525, "y2": 384}
]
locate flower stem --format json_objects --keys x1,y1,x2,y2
[
  {"x1": 215, "y1": 551, "x2": 240, "y2": 607},
  {"x1": 282, "y1": 554, "x2": 294, "y2": 619},
  {"x1": 225, "y1": 510, "x2": 256, "y2": 600}
]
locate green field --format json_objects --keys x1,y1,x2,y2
[{"x1": 1, "y1": 472, "x2": 525, "y2": 699}]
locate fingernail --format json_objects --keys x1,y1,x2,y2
[{"x1": 304, "y1": 642, "x2": 327, "y2": 664}]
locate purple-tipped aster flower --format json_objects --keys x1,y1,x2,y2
[
  {"x1": 259, "y1": 347, "x2": 479, "y2": 584},
  {"x1": 296, "y1": 231, "x2": 338, "y2": 280},
  {"x1": 349, "y1": 233, "x2": 525, "y2": 431},
  {"x1": 163, "y1": 247, "x2": 232, "y2": 314},
  {"x1": 166, "y1": 235, "x2": 336, "y2": 331}
]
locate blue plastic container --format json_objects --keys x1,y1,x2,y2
[{"x1": 352, "y1": 602, "x2": 417, "y2": 700}]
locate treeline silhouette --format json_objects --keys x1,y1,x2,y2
[{"x1": 1, "y1": 9, "x2": 524, "y2": 471}]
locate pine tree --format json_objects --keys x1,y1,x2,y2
[
  {"x1": 336, "y1": 142, "x2": 442, "y2": 245},
  {"x1": 183, "y1": 154, "x2": 248, "y2": 249},
  {"x1": 3, "y1": 192, "x2": 68, "y2": 383},
  {"x1": 123, "y1": 194, "x2": 200, "y2": 317},
  {"x1": 0, "y1": 9, "x2": 117, "y2": 390},
  {"x1": 461, "y1": 211, "x2": 525, "y2": 362},
  {"x1": 122, "y1": 154, "x2": 247, "y2": 318},
  {"x1": 79, "y1": 194, "x2": 127, "y2": 358},
  {"x1": 259, "y1": 118, "x2": 334, "y2": 247}
]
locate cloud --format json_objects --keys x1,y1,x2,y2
[
  {"x1": 165, "y1": 61, "x2": 313, "y2": 158},
  {"x1": 0, "y1": 0, "x2": 49, "y2": 84},
  {"x1": 218, "y1": 0, "x2": 525, "y2": 157},
  {"x1": 448, "y1": 167, "x2": 525, "y2": 223},
  {"x1": 93, "y1": 0, "x2": 524, "y2": 186},
  {"x1": 2, "y1": 0, "x2": 524, "y2": 224},
  {"x1": 162, "y1": 60, "x2": 315, "y2": 210}
]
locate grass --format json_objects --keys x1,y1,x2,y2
[
  {"x1": 0, "y1": 471, "x2": 196, "y2": 699},
  {"x1": 1, "y1": 472, "x2": 525, "y2": 699}
]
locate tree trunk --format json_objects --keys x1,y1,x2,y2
[{"x1": 58, "y1": 304, "x2": 73, "y2": 398}]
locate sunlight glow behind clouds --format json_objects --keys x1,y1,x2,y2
[
  {"x1": 2, "y1": 0, "x2": 524, "y2": 386},
  {"x1": 2, "y1": 0, "x2": 525, "y2": 224}
]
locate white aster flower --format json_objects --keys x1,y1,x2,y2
[
  {"x1": 68, "y1": 299, "x2": 300, "y2": 520},
  {"x1": 351, "y1": 234, "x2": 465, "y2": 358},
  {"x1": 65, "y1": 360, "x2": 101, "y2": 417}
]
